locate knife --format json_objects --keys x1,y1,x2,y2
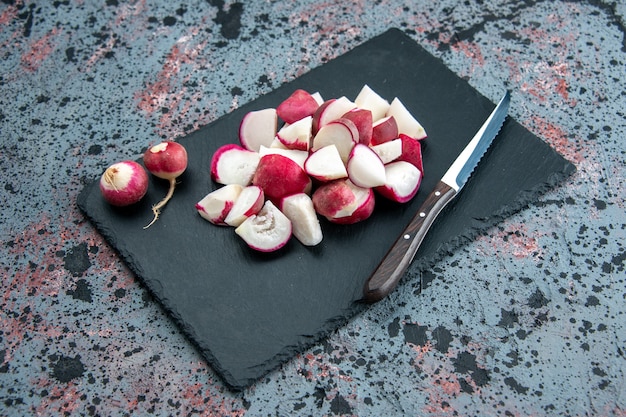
[{"x1": 362, "y1": 91, "x2": 511, "y2": 303}]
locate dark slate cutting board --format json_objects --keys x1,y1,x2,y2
[{"x1": 78, "y1": 28, "x2": 576, "y2": 390}]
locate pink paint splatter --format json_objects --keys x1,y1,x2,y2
[
  {"x1": 0, "y1": 0, "x2": 20, "y2": 25},
  {"x1": 114, "y1": 0, "x2": 147, "y2": 26},
  {"x1": 33, "y1": 380, "x2": 83, "y2": 416},
  {"x1": 529, "y1": 116, "x2": 582, "y2": 164},
  {"x1": 451, "y1": 40, "x2": 486, "y2": 75},
  {"x1": 478, "y1": 222, "x2": 543, "y2": 260},
  {"x1": 134, "y1": 34, "x2": 210, "y2": 139},
  {"x1": 20, "y1": 27, "x2": 60, "y2": 72}
]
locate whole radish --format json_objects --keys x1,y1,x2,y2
[
  {"x1": 143, "y1": 141, "x2": 188, "y2": 228},
  {"x1": 99, "y1": 160, "x2": 149, "y2": 207}
]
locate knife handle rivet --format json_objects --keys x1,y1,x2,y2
[
  {"x1": 435, "y1": 191, "x2": 441, "y2": 196},
  {"x1": 419, "y1": 212, "x2": 426, "y2": 218},
  {"x1": 404, "y1": 234, "x2": 410, "y2": 240}
]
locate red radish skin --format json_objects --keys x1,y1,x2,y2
[
  {"x1": 143, "y1": 141, "x2": 188, "y2": 228},
  {"x1": 341, "y1": 108, "x2": 373, "y2": 146},
  {"x1": 100, "y1": 160, "x2": 149, "y2": 207},
  {"x1": 332, "y1": 189, "x2": 375, "y2": 225},
  {"x1": 235, "y1": 200, "x2": 292, "y2": 252},
  {"x1": 210, "y1": 144, "x2": 260, "y2": 186},
  {"x1": 370, "y1": 115, "x2": 399, "y2": 145},
  {"x1": 398, "y1": 134, "x2": 424, "y2": 175},
  {"x1": 195, "y1": 184, "x2": 243, "y2": 225},
  {"x1": 252, "y1": 154, "x2": 311, "y2": 203},
  {"x1": 312, "y1": 179, "x2": 375, "y2": 224},
  {"x1": 276, "y1": 89, "x2": 320, "y2": 124},
  {"x1": 259, "y1": 146, "x2": 308, "y2": 170}
]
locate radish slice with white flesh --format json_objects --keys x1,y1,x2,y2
[
  {"x1": 280, "y1": 193, "x2": 323, "y2": 246},
  {"x1": 375, "y1": 161, "x2": 422, "y2": 203},
  {"x1": 370, "y1": 138, "x2": 402, "y2": 164},
  {"x1": 386, "y1": 97, "x2": 427, "y2": 139},
  {"x1": 341, "y1": 108, "x2": 373, "y2": 146},
  {"x1": 311, "y1": 118, "x2": 358, "y2": 163},
  {"x1": 276, "y1": 115, "x2": 312, "y2": 151},
  {"x1": 312, "y1": 179, "x2": 375, "y2": 224},
  {"x1": 312, "y1": 96, "x2": 356, "y2": 133},
  {"x1": 354, "y1": 84, "x2": 390, "y2": 121},
  {"x1": 224, "y1": 185, "x2": 265, "y2": 227},
  {"x1": 276, "y1": 89, "x2": 319, "y2": 124},
  {"x1": 235, "y1": 200, "x2": 292, "y2": 252},
  {"x1": 347, "y1": 143, "x2": 387, "y2": 188},
  {"x1": 239, "y1": 108, "x2": 278, "y2": 152},
  {"x1": 370, "y1": 115, "x2": 399, "y2": 145},
  {"x1": 269, "y1": 137, "x2": 288, "y2": 149},
  {"x1": 258, "y1": 145, "x2": 308, "y2": 170},
  {"x1": 252, "y1": 153, "x2": 311, "y2": 202},
  {"x1": 210, "y1": 144, "x2": 260, "y2": 186},
  {"x1": 311, "y1": 92, "x2": 324, "y2": 106},
  {"x1": 304, "y1": 144, "x2": 348, "y2": 182},
  {"x1": 196, "y1": 184, "x2": 243, "y2": 225}
]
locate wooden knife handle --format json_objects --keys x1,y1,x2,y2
[{"x1": 362, "y1": 181, "x2": 457, "y2": 303}]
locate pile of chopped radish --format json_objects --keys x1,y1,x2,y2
[{"x1": 197, "y1": 85, "x2": 426, "y2": 252}]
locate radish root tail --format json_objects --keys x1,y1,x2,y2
[{"x1": 144, "y1": 178, "x2": 177, "y2": 229}]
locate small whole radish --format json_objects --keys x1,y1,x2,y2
[
  {"x1": 143, "y1": 141, "x2": 188, "y2": 228},
  {"x1": 100, "y1": 160, "x2": 149, "y2": 207}
]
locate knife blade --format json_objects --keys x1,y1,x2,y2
[{"x1": 362, "y1": 91, "x2": 511, "y2": 303}]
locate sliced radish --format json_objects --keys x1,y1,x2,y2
[
  {"x1": 312, "y1": 179, "x2": 375, "y2": 224},
  {"x1": 252, "y1": 153, "x2": 311, "y2": 202},
  {"x1": 311, "y1": 118, "x2": 358, "y2": 163},
  {"x1": 386, "y1": 98, "x2": 426, "y2": 139},
  {"x1": 354, "y1": 84, "x2": 390, "y2": 121},
  {"x1": 280, "y1": 193, "x2": 323, "y2": 246},
  {"x1": 224, "y1": 185, "x2": 265, "y2": 227},
  {"x1": 259, "y1": 145, "x2": 308, "y2": 170},
  {"x1": 276, "y1": 89, "x2": 319, "y2": 124},
  {"x1": 239, "y1": 108, "x2": 278, "y2": 152},
  {"x1": 304, "y1": 145, "x2": 348, "y2": 182},
  {"x1": 311, "y1": 92, "x2": 324, "y2": 106},
  {"x1": 375, "y1": 161, "x2": 422, "y2": 203},
  {"x1": 195, "y1": 184, "x2": 244, "y2": 225},
  {"x1": 235, "y1": 200, "x2": 292, "y2": 252},
  {"x1": 312, "y1": 96, "x2": 356, "y2": 134},
  {"x1": 398, "y1": 133, "x2": 424, "y2": 174},
  {"x1": 370, "y1": 115, "x2": 399, "y2": 145},
  {"x1": 210, "y1": 144, "x2": 260, "y2": 186},
  {"x1": 347, "y1": 143, "x2": 387, "y2": 188},
  {"x1": 269, "y1": 137, "x2": 288, "y2": 149},
  {"x1": 276, "y1": 115, "x2": 313, "y2": 151},
  {"x1": 370, "y1": 138, "x2": 402, "y2": 164},
  {"x1": 341, "y1": 108, "x2": 373, "y2": 146}
]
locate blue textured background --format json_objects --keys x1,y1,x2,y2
[{"x1": 1, "y1": 1, "x2": 624, "y2": 415}]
